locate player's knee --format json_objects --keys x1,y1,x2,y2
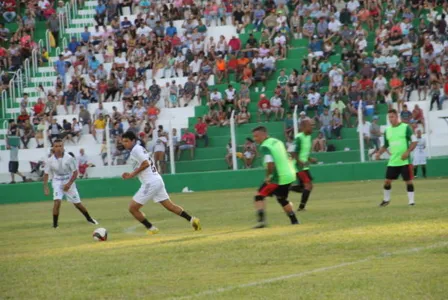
[
  {"x1": 406, "y1": 183, "x2": 414, "y2": 192},
  {"x1": 254, "y1": 195, "x2": 265, "y2": 202},
  {"x1": 276, "y1": 197, "x2": 289, "y2": 207},
  {"x1": 305, "y1": 183, "x2": 313, "y2": 190}
]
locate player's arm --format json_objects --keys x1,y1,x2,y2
[
  {"x1": 64, "y1": 157, "x2": 78, "y2": 192},
  {"x1": 293, "y1": 136, "x2": 306, "y2": 166},
  {"x1": 124, "y1": 160, "x2": 149, "y2": 179},
  {"x1": 43, "y1": 160, "x2": 52, "y2": 196},
  {"x1": 122, "y1": 148, "x2": 150, "y2": 179},
  {"x1": 402, "y1": 125, "x2": 417, "y2": 160},
  {"x1": 261, "y1": 146, "x2": 275, "y2": 183}
]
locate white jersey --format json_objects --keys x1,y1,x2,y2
[
  {"x1": 129, "y1": 143, "x2": 162, "y2": 184},
  {"x1": 45, "y1": 152, "x2": 77, "y2": 181}
]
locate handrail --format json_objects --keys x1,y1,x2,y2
[
  {"x1": 45, "y1": 30, "x2": 50, "y2": 50},
  {"x1": 230, "y1": 110, "x2": 237, "y2": 170},
  {"x1": 31, "y1": 48, "x2": 38, "y2": 76},
  {"x1": 1, "y1": 90, "x2": 7, "y2": 119},
  {"x1": 24, "y1": 59, "x2": 31, "y2": 86},
  {"x1": 62, "y1": 37, "x2": 67, "y2": 49},
  {"x1": 65, "y1": 3, "x2": 72, "y2": 26},
  {"x1": 59, "y1": 12, "x2": 65, "y2": 35},
  {"x1": 293, "y1": 104, "x2": 298, "y2": 136},
  {"x1": 55, "y1": 47, "x2": 61, "y2": 57}
]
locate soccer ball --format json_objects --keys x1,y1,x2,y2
[{"x1": 92, "y1": 228, "x2": 108, "y2": 241}]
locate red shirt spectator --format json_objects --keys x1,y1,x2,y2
[
  {"x1": 33, "y1": 100, "x2": 45, "y2": 115},
  {"x1": 126, "y1": 65, "x2": 136, "y2": 80},
  {"x1": 182, "y1": 131, "x2": 196, "y2": 145},
  {"x1": 429, "y1": 63, "x2": 441, "y2": 74},
  {"x1": 4, "y1": 0, "x2": 16, "y2": 12},
  {"x1": 258, "y1": 97, "x2": 270, "y2": 109},
  {"x1": 228, "y1": 37, "x2": 241, "y2": 52},
  {"x1": 412, "y1": 105, "x2": 424, "y2": 122},
  {"x1": 359, "y1": 78, "x2": 373, "y2": 90},
  {"x1": 195, "y1": 120, "x2": 207, "y2": 135}
]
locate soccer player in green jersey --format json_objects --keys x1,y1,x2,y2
[
  {"x1": 252, "y1": 126, "x2": 299, "y2": 228},
  {"x1": 375, "y1": 109, "x2": 418, "y2": 206},
  {"x1": 291, "y1": 120, "x2": 317, "y2": 211}
]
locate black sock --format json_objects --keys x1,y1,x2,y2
[
  {"x1": 422, "y1": 165, "x2": 427, "y2": 177},
  {"x1": 300, "y1": 189, "x2": 311, "y2": 209},
  {"x1": 141, "y1": 218, "x2": 153, "y2": 229},
  {"x1": 257, "y1": 209, "x2": 265, "y2": 223},
  {"x1": 81, "y1": 210, "x2": 93, "y2": 222},
  {"x1": 288, "y1": 212, "x2": 298, "y2": 224},
  {"x1": 414, "y1": 167, "x2": 418, "y2": 176},
  {"x1": 53, "y1": 214, "x2": 58, "y2": 228},
  {"x1": 180, "y1": 210, "x2": 192, "y2": 222}
]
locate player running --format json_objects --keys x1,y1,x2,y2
[
  {"x1": 252, "y1": 126, "x2": 299, "y2": 228},
  {"x1": 121, "y1": 131, "x2": 201, "y2": 234},
  {"x1": 376, "y1": 109, "x2": 418, "y2": 206},
  {"x1": 43, "y1": 139, "x2": 98, "y2": 228},
  {"x1": 290, "y1": 120, "x2": 317, "y2": 211}
]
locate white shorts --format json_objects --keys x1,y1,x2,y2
[
  {"x1": 413, "y1": 154, "x2": 427, "y2": 166},
  {"x1": 52, "y1": 180, "x2": 81, "y2": 203},
  {"x1": 133, "y1": 179, "x2": 169, "y2": 205}
]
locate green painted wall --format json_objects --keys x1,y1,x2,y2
[{"x1": 1, "y1": 158, "x2": 447, "y2": 204}]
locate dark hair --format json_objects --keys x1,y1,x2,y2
[
  {"x1": 252, "y1": 126, "x2": 267, "y2": 133},
  {"x1": 68, "y1": 152, "x2": 75, "y2": 157},
  {"x1": 122, "y1": 131, "x2": 137, "y2": 141},
  {"x1": 388, "y1": 109, "x2": 398, "y2": 115},
  {"x1": 53, "y1": 139, "x2": 63, "y2": 144}
]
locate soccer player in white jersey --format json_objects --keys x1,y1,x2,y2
[
  {"x1": 43, "y1": 139, "x2": 98, "y2": 228},
  {"x1": 121, "y1": 131, "x2": 201, "y2": 234}
]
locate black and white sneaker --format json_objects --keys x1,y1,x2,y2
[
  {"x1": 88, "y1": 218, "x2": 99, "y2": 225},
  {"x1": 253, "y1": 222, "x2": 266, "y2": 229},
  {"x1": 379, "y1": 200, "x2": 390, "y2": 207},
  {"x1": 409, "y1": 203, "x2": 415, "y2": 206}
]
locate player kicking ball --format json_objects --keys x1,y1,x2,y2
[
  {"x1": 290, "y1": 120, "x2": 317, "y2": 211},
  {"x1": 252, "y1": 126, "x2": 299, "y2": 228},
  {"x1": 43, "y1": 139, "x2": 98, "y2": 228},
  {"x1": 376, "y1": 109, "x2": 418, "y2": 207},
  {"x1": 121, "y1": 131, "x2": 201, "y2": 234}
]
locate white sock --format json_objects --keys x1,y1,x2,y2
[
  {"x1": 408, "y1": 192, "x2": 415, "y2": 205},
  {"x1": 383, "y1": 189, "x2": 391, "y2": 202}
]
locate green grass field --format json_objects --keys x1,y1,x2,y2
[{"x1": 1, "y1": 179, "x2": 447, "y2": 300}]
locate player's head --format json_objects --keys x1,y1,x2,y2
[
  {"x1": 53, "y1": 139, "x2": 64, "y2": 155},
  {"x1": 388, "y1": 109, "x2": 399, "y2": 126},
  {"x1": 252, "y1": 126, "x2": 268, "y2": 144},
  {"x1": 416, "y1": 129, "x2": 422, "y2": 138},
  {"x1": 300, "y1": 119, "x2": 312, "y2": 135},
  {"x1": 122, "y1": 131, "x2": 137, "y2": 150}
]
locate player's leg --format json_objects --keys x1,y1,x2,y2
[
  {"x1": 53, "y1": 199, "x2": 62, "y2": 228},
  {"x1": 422, "y1": 164, "x2": 427, "y2": 178},
  {"x1": 380, "y1": 166, "x2": 399, "y2": 207},
  {"x1": 290, "y1": 173, "x2": 304, "y2": 193},
  {"x1": 254, "y1": 182, "x2": 277, "y2": 228},
  {"x1": 155, "y1": 181, "x2": 201, "y2": 231},
  {"x1": 275, "y1": 185, "x2": 299, "y2": 225},
  {"x1": 402, "y1": 165, "x2": 415, "y2": 206},
  {"x1": 130, "y1": 184, "x2": 158, "y2": 234},
  {"x1": 67, "y1": 185, "x2": 98, "y2": 224},
  {"x1": 297, "y1": 171, "x2": 313, "y2": 211}
]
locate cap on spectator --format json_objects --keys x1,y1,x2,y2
[
  {"x1": 372, "y1": 116, "x2": 379, "y2": 120},
  {"x1": 313, "y1": 35, "x2": 317, "y2": 39},
  {"x1": 139, "y1": 132, "x2": 145, "y2": 137},
  {"x1": 300, "y1": 111, "x2": 306, "y2": 116}
]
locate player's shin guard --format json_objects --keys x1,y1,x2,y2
[
  {"x1": 299, "y1": 190, "x2": 311, "y2": 210},
  {"x1": 407, "y1": 184, "x2": 415, "y2": 205},
  {"x1": 383, "y1": 184, "x2": 391, "y2": 202}
]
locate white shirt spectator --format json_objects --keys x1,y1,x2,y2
[
  {"x1": 262, "y1": 56, "x2": 276, "y2": 69},
  {"x1": 399, "y1": 42, "x2": 413, "y2": 56},
  {"x1": 94, "y1": 108, "x2": 108, "y2": 119},
  {"x1": 225, "y1": 88, "x2": 236, "y2": 100},
  {"x1": 77, "y1": 153, "x2": 88, "y2": 165},
  {"x1": 347, "y1": 0, "x2": 360, "y2": 12},
  {"x1": 136, "y1": 25, "x2": 152, "y2": 37},
  {"x1": 253, "y1": 57, "x2": 264, "y2": 67},
  {"x1": 328, "y1": 19, "x2": 342, "y2": 33},
  {"x1": 210, "y1": 91, "x2": 223, "y2": 102},
  {"x1": 356, "y1": 38, "x2": 367, "y2": 51},
  {"x1": 307, "y1": 92, "x2": 320, "y2": 105},
  {"x1": 270, "y1": 96, "x2": 282, "y2": 107},
  {"x1": 385, "y1": 55, "x2": 399, "y2": 69},
  {"x1": 62, "y1": 50, "x2": 73, "y2": 63},
  {"x1": 38, "y1": 0, "x2": 50, "y2": 10},
  {"x1": 114, "y1": 55, "x2": 127, "y2": 66},
  {"x1": 374, "y1": 76, "x2": 387, "y2": 90},
  {"x1": 91, "y1": 30, "x2": 102, "y2": 40},
  {"x1": 274, "y1": 35, "x2": 286, "y2": 45},
  {"x1": 329, "y1": 68, "x2": 343, "y2": 87},
  {"x1": 189, "y1": 59, "x2": 203, "y2": 74}
]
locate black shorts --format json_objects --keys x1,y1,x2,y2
[
  {"x1": 9, "y1": 161, "x2": 19, "y2": 173},
  {"x1": 297, "y1": 170, "x2": 313, "y2": 184},
  {"x1": 386, "y1": 165, "x2": 414, "y2": 181},
  {"x1": 257, "y1": 182, "x2": 291, "y2": 198}
]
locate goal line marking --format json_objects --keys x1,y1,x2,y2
[{"x1": 172, "y1": 242, "x2": 448, "y2": 300}]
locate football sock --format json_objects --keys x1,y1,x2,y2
[
  {"x1": 414, "y1": 167, "x2": 418, "y2": 177},
  {"x1": 141, "y1": 218, "x2": 153, "y2": 229},
  {"x1": 53, "y1": 214, "x2": 58, "y2": 228},
  {"x1": 383, "y1": 184, "x2": 391, "y2": 202},
  {"x1": 257, "y1": 209, "x2": 265, "y2": 223},
  {"x1": 407, "y1": 184, "x2": 415, "y2": 205},
  {"x1": 180, "y1": 210, "x2": 192, "y2": 222},
  {"x1": 288, "y1": 212, "x2": 299, "y2": 224},
  {"x1": 81, "y1": 210, "x2": 93, "y2": 222},
  {"x1": 422, "y1": 166, "x2": 427, "y2": 178},
  {"x1": 299, "y1": 189, "x2": 311, "y2": 209}
]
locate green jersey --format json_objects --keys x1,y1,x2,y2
[
  {"x1": 383, "y1": 123, "x2": 414, "y2": 167},
  {"x1": 294, "y1": 132, "x2": 312, "y2": 171},
  {"x1": 260, "y1": 137, "x2": 296, "y2": 185},
  {"x1": 277, "y1": 75, "x2": 289, "y2": 86}
]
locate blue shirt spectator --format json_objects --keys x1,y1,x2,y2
[
  {"x1": 89, "y1": 58, "x2": 100, "y2": 72},
  {"x1": 96, "y1": 3, "x2": 106, "y2": 15},
  {"x1": 166, "y1": 25, "x2": 177, "y2": 37},
  {"x1": 68, "y1": 38, "x2": 80, "y2": 53},
  {"x1": 81, "y1": 30, "x2": 91, "y2": 43},
  {"x1": 54, "y1": 58, "x2": 66, "y2": 75},
  {"x1": 309, "y1": 39, "x2": 323, "y2": 52}
]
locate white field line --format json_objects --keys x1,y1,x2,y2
[{"x1": 171, "y1": 242, "x2": 448, "y2": 300}]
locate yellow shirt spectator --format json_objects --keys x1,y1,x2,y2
[{"x1": 94, "y1": 118, "x2": 106, "y2": 130}]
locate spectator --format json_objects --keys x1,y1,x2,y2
[
  {"x1": 194, "y1": 117, "x2": 209, "y2": 147},
  {"x1": 400, "y1": 104, "x2": 412, "y2": 124},
  {"x1": 331, "y1": 109, "x2": 343, "y2": 140},
  {"x1": 92, "y1": 113, "x2": 106, "y2": 143},
  {"x1": 411, "y1": 104, "x2": 425, "y2": 132},
  {"x1": 312, "y1": 132, "x2": 327, "y2": 153},
  {"x1": 8, "y1": 145, "x2": 27, "y2": 184},
  {"x1": 77, "y1": 148, "x2": 92, "y2": 179},
  {"x1": 241, "y1": 138, "x2": 257, "y2": 169},
  {"x1": 236, "y1": 107, "x2": 250, "y2": 125},
  {"x1": 153, "y1": 131, "x2": 168, "y2": 174},
  {"x1": 20, "y1": 119, "x2": 34, "y2": 149},
  {"x1": 319, "y1": 108, "x2": 332, "y2": 139},
  {"x1": 177, "y1": 128, "x2": 195, "y2": 160},
  {"x1": 370, "y1": 116, "x2": 382, "y2": 150},
  {"x1": 257, "y1": 94, "x2": 271, "y2": 122},
  {"x1": 48, "y1": 118, "x2": 62, "y2": 145},
  {"x1": 270, "y1": 92, "x2": 284, "y2": 121},
  {"x1": 225, "y1": 140, "x2": 234, "y2": 169}
]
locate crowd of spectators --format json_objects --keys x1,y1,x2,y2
[{"x1": 2, "y1": 0, "x2": 448, "y2": 175}]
